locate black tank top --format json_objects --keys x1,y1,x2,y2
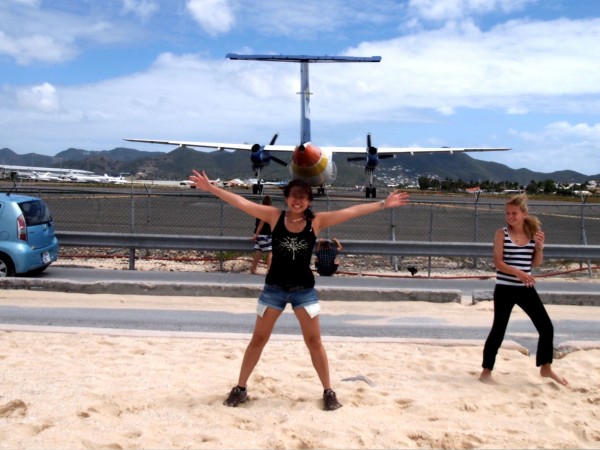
[{"x1": 265, "y1": 211, "x2": 317, "y2": 288}]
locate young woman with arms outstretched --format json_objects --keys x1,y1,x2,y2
[{"x1": 189, "y1": 169, "x2": 410, "y2": 410}]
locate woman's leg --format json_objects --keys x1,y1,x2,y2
[
  {"x1": 517, "y1": 290, "x2": 568, "y2": 386},
  {"x1": 517, "y1": 289, "x2": 554, "y2": 367},
  {"x1": 294, "y1": 307, "x2": 331, "y2": 389},
  {"x1": 250, "y1": 250, "x2": 261, "y2": 274},
  {"x1": 236, "y1": 307, "x2": 282, "y2": 387},
  {"x1": 480, "y1": 286, "x2": 515, "y2": 381}
]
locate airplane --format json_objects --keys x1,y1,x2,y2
[
  {"x1": 125, "y1": 53, "x2": 510, "y2": 198},
  {"x1": 225, "y1": 178, "x2": 248, "y2": 188},
  {"x1": 180, "y1": 177, "x2": 222, "y2": 188},
  {"x1": 99, "y1": 173, "x2": 129, "y2": 184},
  {"x1": 63, "y1": 170, "x2": 101, "y2": 183},
  {"x1": 61, "y1": 170, "x2": 129, "y2": 184},
  {"x1": 31, "y1": 171, "x2": 63, "y2": 182}
]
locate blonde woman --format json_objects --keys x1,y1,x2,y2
[{"x1": 480, "y1": 194, "x2": 568, "y2": 386}]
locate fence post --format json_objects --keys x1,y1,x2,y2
[
  {"x1": 473, "y1": 191, "x2": 481, "y2": 269},
  {"x1": 219, "y1": 199, "x2": 225, "y2": 272},
  {"x1": 580, "y1": 194, "x2": 592, "y2": 276},
  {"x1": 128, "y1": 180, "x2": 136, "y2": 270},
  {"x1": 390, "y1": 208, "x2": 398, "y2": 271},
  {"x1": 427, "y1": 203, "x2": 434, "y2": 277}
]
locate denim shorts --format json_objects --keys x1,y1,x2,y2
[{"x1": 257, "y1": 284, "x2": 320, "y2": 318}]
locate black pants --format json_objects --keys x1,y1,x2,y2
[{"x1": 482, "y1": 284, "x2": 554, "y2": 370}]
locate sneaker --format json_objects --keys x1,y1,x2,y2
[
  {"x1": 223, "y1": 386, "x2": 248, "y2": 407},
  {"x1": 323, "y1": 389, "x2": 342, "y2": 411}
]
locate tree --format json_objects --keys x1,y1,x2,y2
[
  {"x1": 542, "y1": 179, "x2": 556, "y2": 194},
  {"x1": 526, "y1": 180, "x2": 539, "y2": 194}
]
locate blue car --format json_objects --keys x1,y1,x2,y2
[{"x1": 0, "y1": 193, "x2": 59, "y2": 277}]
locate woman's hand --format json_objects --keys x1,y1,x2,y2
[
  {"x1": 382, "y1": 190, "x2": 410, "y2": 208},
  {"x1": 189, "y1": 169, "x2": 212, "y2": 191},
  {"x1": 517, "y1": 269, "x2": 536, "y2": 288},
  {"x1": 534, "y1": 230, "x2": 545, "y2": 250}
]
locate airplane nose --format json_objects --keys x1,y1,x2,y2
[{"x1": 293, "y1": 143, "x2": 321, "y2": 167}]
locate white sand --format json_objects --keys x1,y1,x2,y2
[{"x1": 1, "y1": 290, "x2": 599, "y2": 449}]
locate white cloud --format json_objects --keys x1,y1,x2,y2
[
  {"x1": 407, "y1": 0, "x2": 536, "y2": 22},
  {"x1": 7, "y1": 0, "x2": 41, "y2": 6},
  {"x1": 502, "y1": 121, "x2": 600, "y2": 174},
  {"x1": 186, "y1": 0, "x2": 235, "y2": 36},
  {"x1": 121, "y1": 0, "x2": 160, "y2": 22},
  {"x1": 342, "y1": 17, "x2": 600, "y2": 117},
  {"x1": 16, "y1": 82, "x2": 61, "y2": 112},
  {"x1": 0, "y1": 2, "x2": 133, "y2": 65},
  {"x1": 436, "y1": 106, "x2": 455, "y2": 115},
  {"x1": 525, "y1": 121, "x2": 600, "y2": 141}
]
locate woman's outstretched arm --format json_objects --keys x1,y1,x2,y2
[
  {"x1": 189, "y1": 170, "x2": 279, "y2": 224},
  {"x1": 312, "y1": 190, "x2": 409, "y2": 235}
]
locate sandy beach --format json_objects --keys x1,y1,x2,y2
[{"x1": 1, "y1": 290, "x2": 599, "y2": 449}]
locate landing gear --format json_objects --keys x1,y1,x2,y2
[
  {"x1": 365, "y1": 186, "x2": 377, "y2": 198},
  {"x1": 317, "y1": 186, "x2": 326, "y2": 196},
  {"x1": 252, "y1": 183, "x2": 264, "y2": 195},
  {"x1": 364, "y1": 168, "x2": 377, "y2": 198}
]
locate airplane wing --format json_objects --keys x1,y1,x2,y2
[
  {"x1": 125, "y1": 139, "x2": 509, "y2": 155},
  {"x1": 321, "y1": 146, "x2": 511, "y2": 154},
  {"x1": 124, "y1": 138, "x2": 296, "y2": 152}
]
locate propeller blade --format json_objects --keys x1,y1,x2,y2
[
  {"x1": 271, "y1": 155, "x2": 288, "y2": 166},
  {"x1": 269, "y1": 133, "x2": 279, "y2": 145},
  {"x1": 367, "y1": 133, "x2": 372, "y2": 148}
]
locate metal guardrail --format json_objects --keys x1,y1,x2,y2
[{"x1": 56, "y1": 231, "x2": 600, "y2": 260}]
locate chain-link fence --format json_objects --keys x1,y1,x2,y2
[
  {"x1": 23, "y1": 187, "x2": 599, "y2": 246},
  {"x1": 10, "y1": 185, "x2": 597, "y2": 275}
]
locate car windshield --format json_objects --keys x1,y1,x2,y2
[{"x1": 18, "y1": 200, "x2": 53, "y2": 226}]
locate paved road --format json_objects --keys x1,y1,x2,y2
[
  {"x1": 2, "y1": 304, "x2": 598, "y2": 357},
  {"x1": 1, "y1": 266, "x2": 598, "y2": 356}
]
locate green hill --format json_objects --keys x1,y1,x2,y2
[{"x1": 1, "y1": 146, "x2": 596, "y2": 186}]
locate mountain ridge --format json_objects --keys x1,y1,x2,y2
[{"x1": 0, "y1": 146, "x2": 596, "y2": 186}]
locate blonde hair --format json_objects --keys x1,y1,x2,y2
[{"x1": 506, "y1": 194, "x2": 541, "y2": 238}]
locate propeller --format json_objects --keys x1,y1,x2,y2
[
  {"x1": 347, "y1": 133, "x2": 379, "y2": 164},
  {"x1": 267, "y1": 133, "x2": 289, "y2": 166},
  {"x1": 250, "y1": 133, "x2": 288, "y2": 167}
]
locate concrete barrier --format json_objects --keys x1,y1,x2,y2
[{"x1": 0, "y1": 278, "x2": 462, "y2": 303}]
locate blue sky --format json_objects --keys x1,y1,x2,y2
[{"x1": 1, "y1": 0, "x2": 600, "y2": 176}]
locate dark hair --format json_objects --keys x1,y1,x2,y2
[
  {"x1": 283, "y1": 179, "x2": 313, "y2": 200},
  {"x1": 284, "y1": 179, "x2": 315, "y2": 220}
]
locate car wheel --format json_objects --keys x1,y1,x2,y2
[{"x1": 0, "y1": 254, "x2": 16, "y2": 277}]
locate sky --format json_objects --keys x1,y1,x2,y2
[{"x1": 1, "y1": 0, "x2": 600, "y2": 176}]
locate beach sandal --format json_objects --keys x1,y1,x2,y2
[
  {"x1": 323, "y1": 389, "x2": 342, "y2": 411},
  {"x1": 223, "y1": 386, "x2": 248, "y2": 407}
]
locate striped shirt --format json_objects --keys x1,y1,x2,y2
[{"x1": 496, "y1": 227, "x2": 535, "y2": 286}]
